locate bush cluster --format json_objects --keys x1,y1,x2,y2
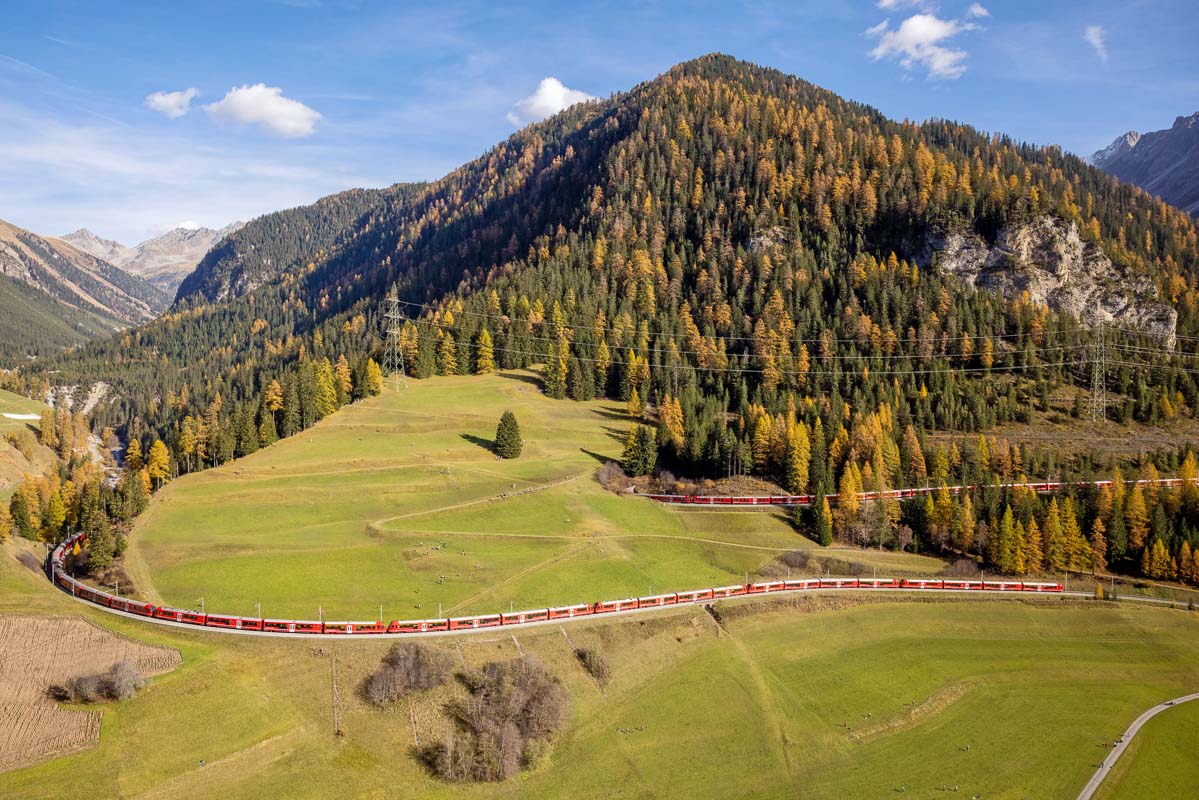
[
  {"x1": 49, "y1": 660, "x2": 145, "y2": 703},
  {"x1": 427, "y1": 657, "x2": 570, "y2": 782},
  {"x1": 574, "y1": 647, "x2": 610, "y2": 686},
  {"x1": 365, "y1": 642, "x2": 453, "y2": 707}
]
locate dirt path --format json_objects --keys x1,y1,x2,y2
[
  {"x1": 1075, "y1": 692, "x2": 1199, "y2": 800},
  {"x1": 0, "y1": 615, "x2": 181, "y2": 774}
]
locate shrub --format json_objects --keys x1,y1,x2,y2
[
  {"x1": 49, "y1": 660, "x2": 145, "y2": 703},
  {"x1": 597, "y1": 460, "x2": 628, "y2": 492},
  {"x1": 575, "y1": 647, "x2": 610, "y2": 686},
  {"x1": 365, "y1": 642, "x2": 452, "y2": 707},
  {"x1": 494, "y1": 410, "x2": 522, "y2": 459},
  {"x1": 427, "y1": 657, "x2": 570, "y2": 782},
  {"x1": 781, "y1": 549, "x2": 811, "y2": 570}
]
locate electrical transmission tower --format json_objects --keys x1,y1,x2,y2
[
  {"x1": 384, "y1": 288, "x2": 408, "y2": 391},
  {"x1": 1090, "y1": 323, "x2": 1106, "y2": 423}
]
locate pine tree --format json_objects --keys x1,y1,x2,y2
[
  {"x1": 1025, "y1": 517, "x2": 1043, "y2": 573},
  {"x1": 1062, "y1": 497, "x2": 1090, "y2": 572},
  {"x1": 784, "y1": 424, "x2": 810, "y2": 494},
  {"x1": 437, "y1": 332, "x2": 459, "y2": 376},
  {"x1": 543, "y1": 336, "x2": 568, "y2": 399},
  {"x1": 494, "y1": 410, "x2": 523, "y2": 459},
  {"x1": 0, "y1": 501, "x2": 11, "y2": 542},
  {"x1": 334, "y1": 354, "x2": 353, "y2": 404},
  {"x1": 9, "y1": 486, "x2": 36, "y2": 539},
  {"x1": 41, "y1": 489, "x2": 66, "y2": 544},
  {"x1": 315, "y1": 358, "x2": 338, "y2": 417},
  {"x1": 365, "y1": 359, "x2": 384, "y2": 395},
  {"x1": 147, "y1": 439, "x2": 171, "y2": 488},
  {"x1": 263, "y1": 379, "x2": 285, "y2": 412},
  {"x1": 594, "y1": 339, "x2": 611, "y2": 396},
  {"x1": 815, "y1": 495, "x2": 834, "y2": 546},
  {"x1": 125, "y1": 438, "x2": 143, "y2": 471},
  {"x1": 836, "y1": 466, "x2": 861, "y2": 538},
  {"x1": 1090, "y1": 517, "x2": 1108, "y2": 574},
  {"x1": 627, "y1": 387, "x2": 644, "y2": 418},
  {"x1": 1043, "y1": 498, "x2": 1066, "y2": 572},
  {"x1": 38, "y1": 408, "x2": 58, "y2": 448},
  {"x1": 622, "y1": 425, "x2": 657, "y2": 477},
  {"x1": 1125, "y1": 485, "x2": 1149, "y2": 553},
  {"x1": 475, "y1": 329, "x2": 496, "y2": 375}
]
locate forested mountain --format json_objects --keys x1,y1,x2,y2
[
  {"x1": 9, "y1": 54, "x2": 1199, "y2": 580},
  {"x1": 175, "y1": 188, "x2": 392, "y2": 303},
  {"x1": 0, "y1": 218, "x2": 170, "y2": 364},
  {"x1": 1090, "y1": 112, "x2": 1199, "y2": 217},
  {"x1": 65, "y1": 223, "x2": 246, "y2": 294}
]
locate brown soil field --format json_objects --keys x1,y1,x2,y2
[{"x1": 0, "y1": 615, "x2": 181, "y2": 773}]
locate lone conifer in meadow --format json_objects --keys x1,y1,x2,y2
[{"x1": 495, "y1": 411, "x2": 522, "y2": 459}]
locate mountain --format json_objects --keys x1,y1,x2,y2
[
  {"x1": 63, "y1": 222, "x2": 245, "y2": 294},
  {"x1": 13, "y1": 55, "x2": 1199, "y2": 482},
  {"x1": 1090, "y1": 113, "x2": 1199, "y2": 216},
  {"x1": 176, "y1": 191, "x2": 387, "y2": 304},
  {"x1": 0, "y1": 218, "x2": 170, "y2": 363}
]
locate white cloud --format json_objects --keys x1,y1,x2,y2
[
  {"x1": 1084, "y1": 25, "x2": 1108, "y2": 63},
  {"x1": 204, "y1": 84, "x2": 321, "y2": 138},
  {"x1": 507, "y1": 77, "x2": 594, "y2": 126},
  {"x1": 966, "y1": 3, "x2": 990, "y2": 18},
  {"x1": 868, "y1": 13, "x2": 974, "y2": 79},
  {"x1": 145, "y1": 88, "x2": 199, "y2": 119}
]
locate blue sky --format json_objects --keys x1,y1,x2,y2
[{"x1": 2, "y1": 0, "x2": 1196, "y2": 243}]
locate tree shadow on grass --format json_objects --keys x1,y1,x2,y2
[
  {"x1": 591, "y1": 406, "x2": 632, "y2": 421},
  {"x1": 460, "y1": 433, "x2": 495, "y2": 453},
  {"x1": 579, "y1": 448, "x2": 612, "y2": 465},
  {"x1": 495, "y1": 370, "x2": 543, "y2": 387},
  {"x1": 600, "y1": 426, "x2": 629, "y2": 444}
]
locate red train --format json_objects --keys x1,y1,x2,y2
[
  {"x1": 642, "y1": 477, "x2": 1190, "y2": 508},
  {"x1": 48, "y1": 531, "x2": 1064, "y2": 637}
]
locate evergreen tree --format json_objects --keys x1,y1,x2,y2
[
  {"x1": 815, "y1": 495, "x2": 834, "y2": 546},
  {"x1": 475, "y1": 329, "x2": 495, "y2": 375},
  {"x1": 784, "y1": 424, "x2": 811, "y2": 495},
  {"x1": 494, "y1": 411, "x2": 523, "y2": 459},
  {"x1": 1090, "y1": 517, "x2": 1108, "y2": 574},
  {"x1": 622, "y1": 425, "x2": 657, "y2": 477},
  {"x1": 125, "y1": 438, "x2": 143, "y2": 471},
  {"x1": 0, "y1": 501, "x2": 11, "y2": 541},
  {"x1": 365, "y1": 359, "x2": 384, "y2": 395},
  {"x1": 41, "y1": 489, "x2": 66, "y2": 544}
]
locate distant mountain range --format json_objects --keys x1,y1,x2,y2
[
  {"x1": 63, "y1": 222, "x2": 244, "y2": 294},
  {"x1": 1090, "y1": 112, "x2": 1199, "y2": 217},
  {"x1": 0, "y1": 217, "x2": 169, "y2": 363}
]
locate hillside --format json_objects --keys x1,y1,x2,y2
[
  {"x1": 15, "y1": 56, "x2": 1199, "y2": 536},
  {"x1": 63, "y1": 222, "x2": 245, "y2": 294},
  {"x1": 1090, "y1": 112, "x2": 1199, "y2": 217},
  {"x1": 0, "y1": 218, "x2": 169, "y2": 363}
]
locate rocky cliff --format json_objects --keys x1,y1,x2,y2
[{"x1": 923, "y1": 216, "x2": 1177, "y2": 346}]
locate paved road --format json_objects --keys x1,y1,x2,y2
[{"x1": 1076, "y1": 692, "x2": 1199, "y2": 800}]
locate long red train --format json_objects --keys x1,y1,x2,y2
[
  {"x1": 642, "y1": 477, "x2": 1188, "y2": 508},
  {"x1": 48, "y1": 532, "x2": 1063, "y2": 636}
]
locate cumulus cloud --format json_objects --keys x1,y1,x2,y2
[
  {"x1": 868, "y1": 13, "x2": 975, "y2": 79},
  {"x1": 145, "y1": 88, "x2": 199, "y2": 119},
  {"x1": 966, "y1": 3, "x2": 990, "y2": 18},
  {"x1": 204, "y1": 84, "x2": 321, "y2": 138},
  {"x1": 1084, "y1": 25, "x2": 1108, "y2": 62},
  {"x1": 506, "y1": 77, "x2": 595, "y2": 126}
]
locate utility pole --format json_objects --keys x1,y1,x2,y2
[
  {"x1": 256, "y1": 602, "x2": 261, "y2": 619},
  {"x1": 1090, "y1": 324, "x2": 1106, "y2": 423},
  {"x1": 199, "y1": 596, "x2": 205, "y2": 614},
  {"x1": 384, "y1": 287, "x2": 409, "y2": 391}
]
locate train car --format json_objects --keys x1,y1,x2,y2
[
  {"x1": 593, "y1": 598, "x2": 639, "y2": 614},
  {"x1": 942, "y1": 580, "x2": 982, "y2": 590},
  {"x1": 262, "y1": 619, "x2": 324, "y2": 634},
  {"x1": 901, "y1": 579, "x2": 944, "y2": 590},
  {"x1": 547, "y1": 603, "x2": 593, "y2": 620},
  {"x1": 323, "y1": 621, "x2": 387, "y2": 634},
  {"x1": 109, "y1": 596, "x2": 155, "y2": 617},
  {"x1": 710, "y1": 584, "x2": 748, "y2": 599},
  {"x1": 501, "y1": 609, "x2": 549, "y2": 625},
  {"x1": 448, "y1": 614, "x2": 502, "y2": 630},
  {"x1": 747, "y1": 581, "x2": 785, "y2": 594},
  {"x1": 982, "y1": 580, "x2": 1024, "y2": 591},
  {"x1": 153, "y1": 606, "x2": 207, "y2": 625},
  {"x1": 205, "y1": 614, "x2": 263, "y2": 631},
  {"x1": 858, "y1": 578, "x2": 899, "y2": 589},
  {"x1": 387, "y1": 618, "x2": 449, "y2": 633},
  {"x1": 1022, "y1": 582, "x2": 1064, "y2": 593},
  {"x1": 783, "y1": 578, "x2": 822, "y2": 591},
  {"x1": 636, "y1": 593, "x2": 679, "y2": 608},
  {"x1": 675, "y1": 588, "x2": 714, "y2": 603},
  {"x1": 819, "y1": 577, "x2": 859, "y2": 589}
]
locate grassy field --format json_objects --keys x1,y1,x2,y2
[
  {"x1": 127, "y1": 372, "x2": 945, "y2": 620},
  {"x1": 0, "y1": 388, "x2": 53, "y2": 502},
  {"x1": 4, "y1": 535, "x2": 1199, "y2": 798},
  {"x1": 1094, "y1": 695, "x2": 1199, "y2": 800}
]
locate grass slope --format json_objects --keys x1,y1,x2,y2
[
  {"x1": 130, "y1": 372, "x2": 943, "y2": 620},
  {"x1": 0, "y1": 389, "x2": 53, "y2": 502},
  {"x1": 4, "y1": 533, "x2": 1199, "y2": 800}
]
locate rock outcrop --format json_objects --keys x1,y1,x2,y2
[
  {"x1": 923, "y1": 216, "x2": 1177, "y2": 347},
  {"x1": 1090, "y1": 112, "x2": 1199, "y2": 217}
]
